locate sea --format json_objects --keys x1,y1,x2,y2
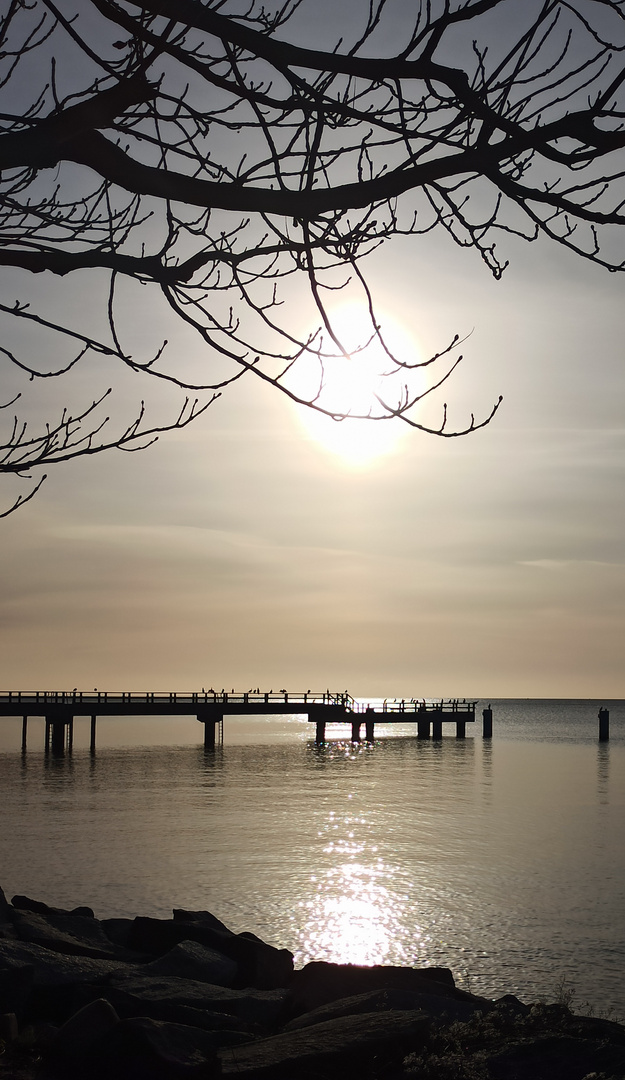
[{"x1": 1, "y1": 699, "x2": 624, "y2": 1018}]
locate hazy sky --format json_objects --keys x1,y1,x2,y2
[{"x1": 1, "y1": 4, "x2": 624, "y2": 700}]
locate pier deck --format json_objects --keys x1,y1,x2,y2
[{"x1": 0, "y1": 690, "x2": 479, "y2": 751}]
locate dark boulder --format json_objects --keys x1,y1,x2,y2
[
  {"x1": 12, "y1": 894, "x2": 95, "y2": 919},
  {"x1": 283, "y1": 986, "x2": 484, "y2": 1030},
  {"x1": 11, "y1": 908, "x2": 141, "y2": 962},
  {"x1": 486, "y1": 1033, "x2": 625, "y2": 1080},
  {"x1": 0, "y1": 958, "x2": 34, "y2": 1017},
  {"x1": 62, "y1": 1015, "x2": 222, "y2": 1079},
  {"x1": 101, "y1": 917, "x2": 136, "y2": 950},
  {"x1": 0, "y1": 887, "x2": 13, "y2": 923},
  {"x1": 99, "y1": 971, "x2": 289, "y2": 1031},
  {"x1": 0, "y1": 939, "x2": 134, "y2": 1023},
  {"x1": 173, "y1": 908, "x2": 232, "y2": 934},
  {"x1": 0, "y1": 887, "x2": 16, "y2": 940},
  {"x1": 51, "y1": 997, "x2": 120, "y2": 1063},
  {"x1": 219, "y1": 1009, "x2": 430, "y2": 1077},
  {"x1": 288, "y1": 961, "x2": 480, "y2": 1016},
  {"x1": 129, "y1": 916, "x2": 293, "y2": 989},
  {"x1": 143, "y1": 940, "x2": 239, "y2": 988}
]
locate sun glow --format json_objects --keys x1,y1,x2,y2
[{"x1": 292, "y1": 306, "x2": 424, "y2": 467}]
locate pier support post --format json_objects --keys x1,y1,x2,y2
[
  {"x1": 90, "y1": 716, "x2": 97, "y2": 754},
  {"x1": 315, "y1": 720, "x2": 326, "y2": 745},
  {"x1": 21, "y1": 715, "x2": 27, "y2": 752},
  {"x1": 68, "y1": 717, "x2": 74, "y2": 752},
  {"x1": 351, "y1": 720, "x2": 361, "y2": 742},
  {"x1": 482, "y1": 706, "x2": 493, "y2": 739},
  {"x1": 431, "y1": 716, "x2": 443, "y2": 740},
  {"x1": 203, "y1": 719, "x2": 218, "y2": 750},
  {"x1": 365, "y1": 713, "x2": 375, "y2": 742},
  {"x1": 47, "y1": 717, "x2": 67, "y2": 754},
  {"x1": 51, "y1": 721, "x2": 64, "y2": 754},
  {"x1": 456, "y1": 720, "x2": 466, "y2": 739},
  {"x1": 417, "y1": 717, "x2": 430, "y2": 739},
  {"x1": 598, "y1": 708, "x2": 609, "y2": 742}
]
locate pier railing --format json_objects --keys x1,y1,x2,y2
[
  {"x1": 0, "y1": 689, "x2": 355, "y2": 710},
  {"x1": 0, "y1": 690, "x2": 476, "y2": 715}
]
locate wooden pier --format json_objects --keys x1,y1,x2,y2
[{"x1": 0, "y1": 690, "x2": 481, "y2": 752}]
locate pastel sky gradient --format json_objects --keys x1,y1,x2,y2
[{"x1": 2, "y1": 213, "x2": 623, "y2": 699}]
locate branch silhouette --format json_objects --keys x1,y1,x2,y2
[{"x1": 1, "y1": 0, "x2": 624, "y2": 509}]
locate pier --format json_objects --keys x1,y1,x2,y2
[{"x1": 0, "y1": 690, "x2": 480, "y2": 752}]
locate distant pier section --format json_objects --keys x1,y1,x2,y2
[{"x1": 0, "y1": 690, "x2": 482, "y2": 752}]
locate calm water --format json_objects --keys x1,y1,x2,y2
[{"x1": 1, "y1": 700, "x2": 624, "y2": 1017}]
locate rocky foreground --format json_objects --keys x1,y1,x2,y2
[{"x1": 1, "y1": 888, "x2": 624, "y2": 1079}]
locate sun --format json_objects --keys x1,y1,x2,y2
[{"x1": 291, "y1": 305, "x2": 423, "y2": 467}]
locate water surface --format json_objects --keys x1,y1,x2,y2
[{"x1": 1, "y1": 700, "x2": 623, "y2": 1016}]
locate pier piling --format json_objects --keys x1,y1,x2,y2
[
  {"x1": 598, "y1": 707, "x2": 609, "y2": 742},
  {"x1": 21, "y1": 715, "x2": 27, "y2": 752},
  {"x1": 417, "y1": 717, "x2": 430, "y2": 739},
  {"x1": 482, "y1": 706, "x2": 493, "y2": 738}
]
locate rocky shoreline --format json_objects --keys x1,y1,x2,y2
[{"x1": 1, "y1": 887, "x2": 624, "y2": 1078}]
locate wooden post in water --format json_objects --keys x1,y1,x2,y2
[
  {"x1": 351, "y1": 720, "x2": 361, "y2": 742},
  {"x1": 456, "y1": 720, "x2": 466, "y2": 739},
  {"x1": 365, "y1": 712, "x2": 375, "y2": 742},
  {"x1": 203, "y1": 718, "x2": 218, "y2": 750},
  {"x1": 431, "y1": 715, "x2": 443, "y2": 739},
  {"x1": 21, "y1": 715, "x2": 27, "y2": 752},
  {"x1": 417, "y1": 716, "x2": 430, "y2": 739},
  {"x1": 598, "y1": 707, "x2": 609, "y2": 741},
  {"x1": 68, "y1": 717, "x2": 74, "y2": 752},
  {"x1": 315, "y1": 719, "x2": 326, "y2": 745},
  {"x1": 482, "y1": 706, "x2": 493, "y2": 738},
  {"x1": 48, "y1": 717, "x2": 66, "y2": 754},
  {"x1": 90, "y1": 715, "x2": 97, "y2": 754}
]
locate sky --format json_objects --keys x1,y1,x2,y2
[{"x1": 1, "y1": 3, "x2": 624, "y2": 700}]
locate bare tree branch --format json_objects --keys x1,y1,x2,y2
[{"x1": 1, "y1": 0, "x2": 625, "y2": 512}]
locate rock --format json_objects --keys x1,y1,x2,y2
[
  {"x1": 219, "y1": 1009, "x2": 430, "y2": 1077},
  {"x1": 51, "y1": 998, "x2": 120, "y2": 1062},
  {"x1": 402, "y1": 997, "x2": 625, "y2": 1080},
  {"x1": 0, "y1": 959, "x2": 34, "y2": 1016},
  {"x1": 0, "y1": 940, "x2": 133, "y2": 986},
  {"x1": 283, "y1": 986, "x2": 483, "y2": 1030},
  {"x1": 144, "y1": 940, "x2": 239, "y2": 988},
  {"x1": 485, "y1": 1034, "x2": 625, "y2": 1080},
  {"x1": 129, "y1": 916, "x2": 293, "y2": 989},
  {"x1": 100, "y1": 972, "x2": 289, "y2": 1031},
  {"x1": 0, "y1": 1012, "x2": 19, "y2": 1042},
  {"x1": 101, "y1": 917, "x2": 136, "y2": 949},
  {"x1": 0, "y1": 887, "x2": 16, "y2": 941},
  {"x1": 0, "y1": 887, "x2": 13, "y2": 923},
  {"x1": 12, "y1": 894, "x2": 95, "y2": 919},
  {"x1": 173, "y1": 908, "x2": 232, "y2": 934},
  {"x1": 11, "y1": 908, "x2": 141, "y2": 962},
  {"x1": 493, "y1": 993, "x2": 532, "y2": 1015},
  {"x1": 85, "y1": 1016, "x2": 222, "y2": 1079},
  {"x1": 288, "y1": 961, "x2": 479, "y2": 1016},
  {"x1": 0, "y1": 939, "x2": 134, "y2": 1023}
]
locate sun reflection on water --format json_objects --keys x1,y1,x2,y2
[{"x1": 292, "y1": 778, "x2": 431, "y2": 966}]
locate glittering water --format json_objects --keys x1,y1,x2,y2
[{"x1": 0, "y1": 701, "x2": 624, "y2": 1017}]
